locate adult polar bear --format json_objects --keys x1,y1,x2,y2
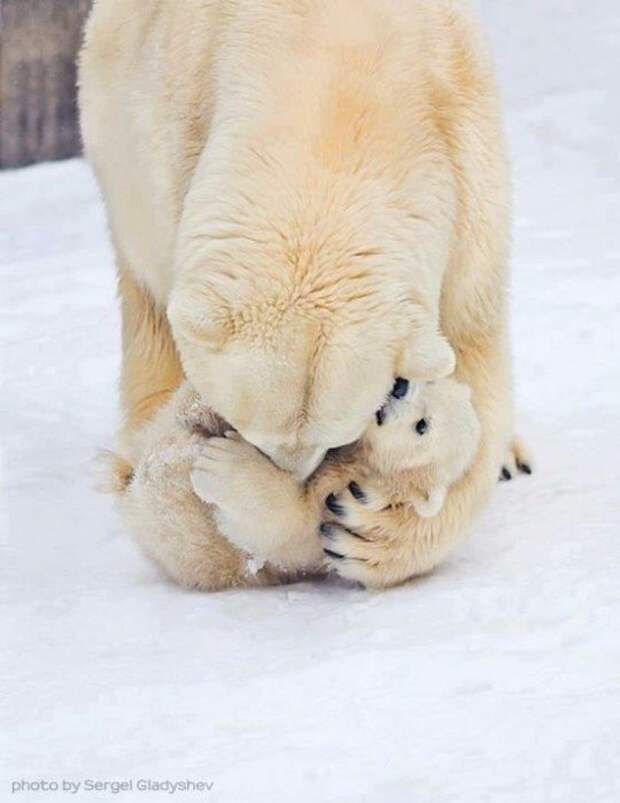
[{"x1": 80, "y1": 0, "x2": 516, "y2": 588}]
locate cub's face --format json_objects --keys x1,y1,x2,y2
[{"x1": 363, "y1": 378, "x2": 480, "y2": 476}]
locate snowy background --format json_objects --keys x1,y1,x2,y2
[{"x1": 2, "y1": 1, "x2": 619, "y2": 801}]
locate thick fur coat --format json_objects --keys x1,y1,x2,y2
[{"x1": 80, "y1": 0, "x2": 518, "y2": 589}]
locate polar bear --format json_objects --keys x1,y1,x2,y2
[{"x1": 80, "y1": 0, "x2": 522, "y2": 588}]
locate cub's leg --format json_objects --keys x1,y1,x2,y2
[{"x1": 191, "y1": 434, "x2": 325, "y2": 573}]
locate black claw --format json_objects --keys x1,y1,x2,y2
[
  {"x1": 349, "y1": 481, "x2": 366, "y2": 501},
  {"x1": 325, "y1": 493, "x2": 345, "y2": 516},
  {"x1": 517, "y1": 461, "x2": 532, "y2": 476},
  {"x1": 501, "y1": 467, "x2": 512, "y2": 481},
  {"x1": 323, "y1": 548, "x2": 345, "y2": 560},
  {"x1": 319, "y1": 522, "x2": 333, "y2": 537}
]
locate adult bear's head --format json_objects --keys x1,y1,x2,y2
[
  {"x1": 168, "y1": 157, "x2": 455, "y2": 481},
  {"x1": 169, "y1": 257, "x2": 454, "y2": 480}
]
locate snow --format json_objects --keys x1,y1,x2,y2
[{"x1": 2, "y1": 2, "x2": 620, "y2": 801}]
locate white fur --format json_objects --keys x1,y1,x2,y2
[
  {"x1": 365, "y1": 378, "x2": 481, "y2": 514},
  {"x1": 80, "y1": 0, "x2": 515, "y2": 589}
]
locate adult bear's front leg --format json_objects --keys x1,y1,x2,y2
[{"x1": 117, "y1": 265, "x2": 184, "y2": 448}]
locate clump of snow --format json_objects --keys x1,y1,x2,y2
[
  {"x1": 245, "y1": 556, "x2": 267, "y2": 577},
  {"x1": 2, "y1": 2, "x2": 619, "y2": 800}
]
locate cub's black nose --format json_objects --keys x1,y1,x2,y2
[{"x1": 391, "y1": 377, "x2": 409, "y2": 400}]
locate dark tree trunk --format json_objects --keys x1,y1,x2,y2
[{"x1": 0, "y1": 0, "x2": 92, "y2": 169}]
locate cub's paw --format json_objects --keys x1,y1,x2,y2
[
  {"x1": 191, "y1": 433, "x2": 305, "y2": 560},
  {"x1": 324, "y1": 481, "x2": 390, "y2": 529},
  {"x1": 500, "y1": 437, "x2": 534, "y2": 482},
  {"x1": 319, "y1": 481, "x2": 406, "y2": 587},
  {"x1": 191, "y1": 433, "x2": 271, "y2": 514}
]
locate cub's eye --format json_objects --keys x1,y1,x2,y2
[{"x1": 415, "y1": 418, "x2": 428, "y2": 436}]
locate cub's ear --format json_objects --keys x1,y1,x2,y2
[
  {"x1": 167, "y1": 293, "x2": 228, "y2": 352},
  {"x1": 398, "y1": 329, "x2": 456, "y2": 381}
]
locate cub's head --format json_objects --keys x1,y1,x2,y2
[
  {"x1": 168, "y1": 275, "x2": 453, "y2": 480},
  {"x1": 363, "y1": 378, "x2": 480, "y2": 478}
]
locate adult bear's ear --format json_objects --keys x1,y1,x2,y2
[
  {"x1": 398, "y1": 328, "x2": 456, "y2": 381},
  {"x1": 167, "y1": 288, "x2": 228, "y2": 352}
]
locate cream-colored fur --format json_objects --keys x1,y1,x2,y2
[
  {"x1": 80, "y1": 0, "x2": 514, "y2": 589},
  {"x1": 114, "y1": 377, "x2": 479, "y2": 590},
  {"x1": 362, "y1": 378, "x2": 481, "y2": 517},
  {"x1": 190, "y1": 377, "x2": 481, "y2": 586},
  {"x1": 114, "y1": 383, "x2": 318, "y2": 590}
]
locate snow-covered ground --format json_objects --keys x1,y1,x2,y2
[{"x1": 2, "y1": 2, "x2": 619, "y2": 801}]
